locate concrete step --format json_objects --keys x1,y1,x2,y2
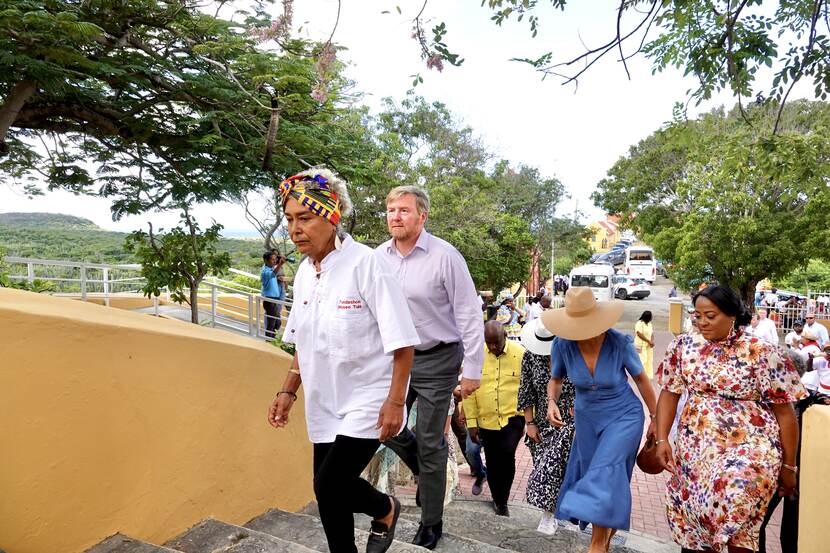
[
  {"x1": 165, "y1": 519, "x2": 316, "y2": 553},
  {"x1": 245, "y1": 509, "x2": 424, "y2": 553},
  {"x1": 86, "y1": 534, "x2": 182, "y2": 553},
  {"x1": 429, "y1": 499, "x2": 679, "y2": 553},
  {"x1": 299, "y1": 502, "x2": 515, "y2": 553}
]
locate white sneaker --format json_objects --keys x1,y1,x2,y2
[{"x1": 536, "y1": 512, "x2": 558, "y2": 535}]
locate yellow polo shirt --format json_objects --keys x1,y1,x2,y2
[{"x1": 463, "y1": 340, "x2": 523, "y2": 430}]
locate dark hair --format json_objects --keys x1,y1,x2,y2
[
  {"x1": 639, "y1": 310, "x2": 653, "y2": 323},
  {"x1": 693, "y1": 285, "x2": 752, "y2": 328},
  {"x1": 263, "y1": 251, "x2": 277, "y2": 263}
]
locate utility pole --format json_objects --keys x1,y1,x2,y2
[{"x1": 550, "y1": 237, "x2": 555, "y2": 289}]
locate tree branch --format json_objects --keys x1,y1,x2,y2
[{"x1": 0, "y1": 80, "x2": 38, "y2": 154}]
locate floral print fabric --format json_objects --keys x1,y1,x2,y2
[
  {"x1": 657, "y1": 329, "x2": 806, "y2": 551},
  {"x1": 517, "y1": 350, "x2": 576, "y2": 512}
]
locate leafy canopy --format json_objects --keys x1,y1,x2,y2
[{"x1": 593, "y1": 99, "x2": 830, "y2": 301}]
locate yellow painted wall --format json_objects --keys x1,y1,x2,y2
[
  {"x1": 799, "y1": 405, "x2": 830, "y2": 552},
  {"x1": 0, "y1": 288, "x2": 313, "y2": 553}
]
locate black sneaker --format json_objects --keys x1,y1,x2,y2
[
  {"x1": 471, "y1": 474, "x2": 486, "y2": 496},
  {"x1": 366, "y1": 497, "x2": 401, "y2": 553}
]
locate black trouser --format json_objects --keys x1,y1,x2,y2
[
  {"x1": 479, "y1": 415, "x2": 525, "y2": 507},
  {"x1": 263, "y1": 297, "x2": 281, "y2": 338},
  {"x1": 313, "y1": 435, "x2": 390, "y2": 553}
]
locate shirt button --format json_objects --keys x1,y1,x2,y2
[
  {"x1": 303, "y1": 301, "x2": 308, "y2": 305},
  {"x1": 290, "y1": 329, "x2": 295, "y2": 333}
]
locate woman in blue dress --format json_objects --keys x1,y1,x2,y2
[{"x1": 540, "y1": 287, "x2": 658, "y2": 553}]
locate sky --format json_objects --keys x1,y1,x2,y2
[{"x1": 0, "y1": 0, "x2": 813, "y2": 236}]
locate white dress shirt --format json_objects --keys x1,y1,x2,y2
[
  {"x1": 804, "y1": 321, "x2": 829, "y2": 347},
  {"x1": 284, "y1": 236, "x2": 420, "y2": 443},
  {"x1": 754, "y1": 318, "x2": 779, "y2": 345},
  {"x1": 378, "y1": 231, "x2": 485, "y2": 379}
]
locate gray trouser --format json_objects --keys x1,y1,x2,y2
[{"x1": 384, "y1": 342, "x2": 463, "y2": 526}]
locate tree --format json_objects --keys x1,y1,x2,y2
[
  {"x1": 125, "y1": 211, "x2": 232, "y2": 323},
  {"x1": 0, "y1": 0, "x2": 352, "y2": 218},
  {"x1": 593, "y1": 99, "x2": 830, "y2": 303},
  {"x1": 410, "y1": 1, "x2": 829, "y2": 130}
]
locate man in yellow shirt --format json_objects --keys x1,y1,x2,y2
[{"x1": 463, "y1": 321, "x2": 524, "y2": 516}]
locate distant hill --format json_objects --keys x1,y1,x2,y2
[
  {"x1": 0, "y1": 212, "x2": 101, "y2": 230},
  {"x1": 0, "y1": 212, "x2": 264, "y2": 271}
]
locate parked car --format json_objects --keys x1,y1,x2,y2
[
  {"x1": 606, "y1": 249, "x2": 626, "y2": 266},
  {"x1": 612, "y1": 275, "x2": 651, "y2": 300}
]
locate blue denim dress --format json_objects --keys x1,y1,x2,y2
[{"x1": 551, "y1": 328, "x2": 645, "y2": 530}]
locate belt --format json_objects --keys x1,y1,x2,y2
[{"x1": 414, "y1": 341, "x2": 459, "y2": 356}]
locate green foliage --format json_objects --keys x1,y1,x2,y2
[
  {"x1": 593, "y1": 99, "x2": 830, "y2": 303},
  {"x1": 0, "y1": 213, "x2": 263, "y2": 270},
  {"x1": 418, "y1": 1, "x2": 830, "y2": 119},
  {"x1": 778, "y1": 260, "x2": 830, "y2": 293},
  {"x1": 124, "y1": 212, "x2": 232, "y2": 323},
  {"x1": 0, "y1": 0, "x2": 353, "y2": 218}
]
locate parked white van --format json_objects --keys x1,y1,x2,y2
[
  {"x1": 569, "y1": 263, "x2": 616, "y2": 302},
  {"x1": 625, "y1": 246, "x2": 657, "y2": 283}
]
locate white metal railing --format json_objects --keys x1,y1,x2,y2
[{"x1": 3, "y1": 256, "x2": 291, "y2": 341}]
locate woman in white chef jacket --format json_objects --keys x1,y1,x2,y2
[{"x1": 268, "y1": 168, "x2": 419, "y2": 553}]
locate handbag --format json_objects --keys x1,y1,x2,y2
[{"x1": 636, "y1": 434, "x2": 665, "y2": 475}]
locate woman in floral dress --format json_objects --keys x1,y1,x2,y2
[{"x1": 654, "y1": 286, "x2": 805, "y2": 553}]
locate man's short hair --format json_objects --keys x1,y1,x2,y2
[
  {"x1": 386, "y1": 185, "x2": 430, "y2": 214},
  {"x1": 263, "y1": 251, "x2": 275, "y2": 263}
]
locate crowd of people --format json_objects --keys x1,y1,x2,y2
[{"x1": 263, "y1": 167, "x2": 817, "y2": 553}]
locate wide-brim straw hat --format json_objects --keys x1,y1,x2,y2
[
  {"x1": 520, "y1": 318, "x2": 556, "y2": 356},
  {"x1": 539, "y1": 287, "x2": 624, "y2": 341}
]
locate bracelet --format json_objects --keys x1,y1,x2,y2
[
  {"x1": 288, "y1": 368, "x2": 301, "y2": 376},
  {"x1": 386, "y1": 397, "x2": 405, "y2": 407},
  {"x1": 526, "y1": 421, "x2": 537, "y2": 426},
  {"x1": 276, "y1": 390, "x2": 297, "y2": 401},
  {"x1": 782, "y1": 463, "x2": 799, "y2": 474},
  {"x1": 649, "y1": 414, "x2": 657, "y2": 420},
  {"x1": 654, "y1": 439, "x2": 667, "y2": 446}
]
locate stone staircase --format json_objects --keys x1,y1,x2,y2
[{"x1": 87, "y1": 498, "x2": 679, "y2": 553}]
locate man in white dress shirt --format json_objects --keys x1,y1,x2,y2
[
  {"x1": 753, "y1": 308, "x2": 779, "y2": 345},
  {"x1": 378, "y1": 185, "x2": 484, "y2": 549},
  {"x1": 803, "y1": 312, "x2": 829, "y2": 347}
]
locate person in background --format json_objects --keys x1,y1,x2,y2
[
  {"x1": 754, "y1": 308, "x2": 779, "y2": 345},
  {"x1": 803, "y1": 312, "x2": 829, "y2": 347},
  {"x1": 525, "y1": 295, "x2": 544, "y2": 322},
  {"x1": 784, "y1": 320, "x2": 804, "y2": 350},
  {"x1": 634, "y1": 310, "x2": 655, "y2": 379},
  {"x1": 669, "y1": 286, "x2": 678, "y2": 298},
  {"x1": 268, "y1": 168, "x2": 420, "y2": 553},
  {"x1": 655, "y1": 285, "x2": 805, "y2": 553},
  {"x1": 261, "y1": 250, "x2": 286, "y2": 338},
  {"x1": 463, "y1": 321, "x2": 524, "y2": 517},
  {"x1": 519, "y1": 318, "x2": 575, "y2": 535}
]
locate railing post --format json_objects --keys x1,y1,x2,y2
[
  {"x1": 103, "y1": 267, "x2": 109, "y2": 307},
  {"x1": 80, "y1": 265, "x2": 87, "y2": 301},
  {"x1": 27, "y1": 262, "x2": 34, "y2": 285},
  {"x1": 211, "y1": 285, "x2": 217, "y2": 327},
  {"x1": 153, "y1": 294, "x2": 159, "y2": 316},
  {"x1": 248, "y1": 294, "x2": 255, "y2": 336},
  {"x1": 255, "y1": 296, "x2": 261, "y2": 338}
]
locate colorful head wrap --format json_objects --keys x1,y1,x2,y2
[{"x1": 279, "y1": 172, "x2": 342, "y2": 225}]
